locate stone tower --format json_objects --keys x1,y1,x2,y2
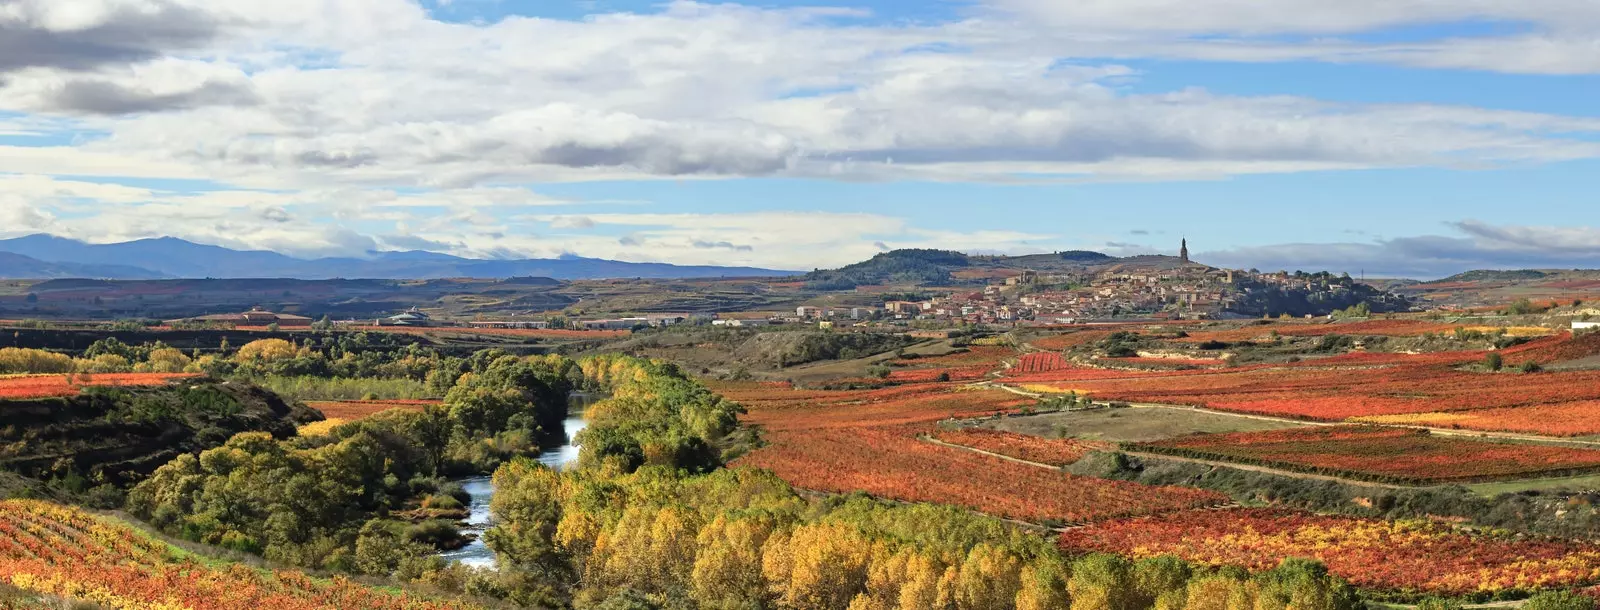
[{"x1": 1180, "y1": 238, "x2": 1190, "y2": 264}]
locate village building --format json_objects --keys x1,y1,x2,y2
[
  {"x1": 375, "y1": 307, "x2": 437, "y2": 327},
  {"x1": 167, "y1": 306, "x2": 313, "y2": 328}
]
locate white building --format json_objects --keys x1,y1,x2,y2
[{"x1": 1575, "y1": 321, "x2": 1600, "y2": 331}]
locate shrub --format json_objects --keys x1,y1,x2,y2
[
  {"x1": 1523, "y1": 591, "x2": 1595, "y2": 610},
  {"x1": 1484, "y1": 353, "x2": 1503, "y2": 371}
]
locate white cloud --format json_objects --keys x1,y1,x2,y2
[
  {"x1": 1199, "y1": 221, "x2": 1600, "y2": 278},
  {"x1": 0, "y1": 0, "x2": 1598, "y2": 266},
  {"x1": 985, "y1": 0, "x2": 1600, "y2": 35}
]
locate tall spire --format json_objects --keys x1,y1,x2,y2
[{"x1": 1180, "y1": 238, "x2": 1190, "y2": 264}]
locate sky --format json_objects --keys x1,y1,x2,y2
[{"x1": 2, "y1": 0, "x2": 1599, "y2": 278}]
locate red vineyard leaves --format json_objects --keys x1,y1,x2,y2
[
  {"x1": 0, "y1": 373, "x2": 199, "y2": 400},
  {"x1": 931, "y1": 427, "x2": 1108, "y2": 466},
  {"x1": 720, "y1": 382, "x2": 1229, "y2": 524},
  {"x1": 1060, "y1": 507, "x2": 1600, "y2": 595},
  {"x1": 0, "y1": 499, "x2": 471, "y2": 610},
  {"x1": 1134, "y1": 425, "x2": 1600, "y2": 484},
  {"x1": 1010, "y1": 352, "x2": 1069, "y2": 374}
]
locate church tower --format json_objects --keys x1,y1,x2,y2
[{"x1": 1180, "y1": 238, "x2": 1190, "y2": 264}]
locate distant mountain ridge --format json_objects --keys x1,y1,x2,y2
[
  {"x1": 0, "y1": 251, "x2": 169, "y2": 280},
  {"x1": 0, "y1": 235, "x2": 799, "y2": 280}
]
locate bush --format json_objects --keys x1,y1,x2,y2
[
  {"x1": 1484, "y1": 352, "x2": 1503, "y2": 371},
  {"x1": 1520, "y1": 361, "x2": 1545, "y2": 374},
  {"x1": 422, "y1": 493, "x2": 464, "y2": 511},
  {"x1": 406, "y1": 520, "x2": 463, "y2": 547},
  {"x1": 1523, "y1": 591, "x2": 1596, "y2": 610}
]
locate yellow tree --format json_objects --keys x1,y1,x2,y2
[
  {"x1": 1068, "y1": 554, "x2": 1134, "y2": 610},
  {"x1": 234, "y1": 339, "x2": 296, "y2": 363},
  {"x1": 769, "y1": 523, "x2": 871, "y2": 610},
  {"x1": 692, "y1": 514, "x2": 780, "y2": 610},
  {"x1": 895, "y1": 551, "x2": 955, "y2": 610},
  {"x1": 1181, "y1": 575, "x2": 1252, "y2": 610},
  {"x1": 954, "y1": 544, "x2": 1023, "y2": 610},
  {"x1": 144, "y1": 347, "x2": 192, "y2": 373},
  {"x1": 1015, "y1": 556, "x2": 1070, "y2": 610}
]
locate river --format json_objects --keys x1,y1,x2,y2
[{"x1": 436, "y1": 395, "x2": 593, "y2": 568}]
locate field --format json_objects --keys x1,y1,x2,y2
[
  {"x1": 719, "y1": 380, "x2": 1231, "y2": 525},
  {"x1": 929, "y1": 427, "x2": 1107, "y2": 466},
  {"x1": 0, "y1": 499, "x2": 468, "y2": 610},
  {"x1": 1060, "y1": 507, "x2": 1600, "y2": 596},
  {"x1": 1133, "y1": 426, "x2": 1600, "y2": 484},
  {"x1": 1011, "y1": 351, "x2": 1068, "y2": 374},
  {"x1": 303, "y1": 399, "x2": 440, "y2": 420},
  {"x1": 1352, "y1": 401, "x2": 1600, "y2": 437},
  {"x1": 988, "y1": 407, "x2": 1305, "y2": 443},
  {"x1": 999, "y1": 333, "x2": 1600, "y2": 427},
  {"x1": 0, "y1": 373, "x2": 199, "y2": 399}
]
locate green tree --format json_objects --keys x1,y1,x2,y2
[{"x1": 1484, "y1": 352, "x2": 1503, "y2": 371}]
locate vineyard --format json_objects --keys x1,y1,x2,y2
[
  {"x1": 994, "y1": 333, "x2": 1600, "y2": 425},
  {"x1": 1098, "y1": 356, "x2": 1226, "y2": 368},
  {"x1": 1133, "y1": 426, "x2": 1600, "y2": 484},
  {"x1": 1060, "y1": 507, "x2": 1600, "y2": 596},
  {"x1": 1010, "y1": 351, "x2": 1068, "y2": 374},
  {"x1": 0, "y1": 373, "x2": 199, "y2": 399},
  {"x1": 930, "y1": 427, "x2": 1107, "y2": 466},
  {"x1": 719, "y1": 379, "x2": 1231, "y2": 525},
  {"x1": 1353, "y1": 400, "x2": 1600, "y2": 437},
  {"x1": 0, "y1": 499, "x2": 470, "y2": 610}
]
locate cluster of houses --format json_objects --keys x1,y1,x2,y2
[{"x1": 867, "y1": 266, "x2": 1246, "y2": 326}]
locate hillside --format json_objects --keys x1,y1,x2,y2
[
  {"x1": 0, "y1": 379, "x2": 321, "y2": 487},
  {"x1": 804, "y1": 249, "x2": 972, "y2": 289}
]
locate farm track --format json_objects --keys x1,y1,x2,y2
[{"x1": 919, "y1": 435, "x2": 1064, "y2": 472}]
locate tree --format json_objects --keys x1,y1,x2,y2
[
  {"x1": 1068, "y1": 554, "x2": 1133, "y2": 610},
  {"x1": 484, "y1": 458, "x2": 570, "y2": 577},
  {"x1": 1132, "y1": 556, "x2": 1192, "y2": 610},
  {"x1": 692, "y1": 515, "x2": 779, "y2": 610},
  {"x1": 1252, "y1": 558, "x2": 1360, "y2": 610},
  {"x1": 235, "y1": 338, "x2": 296, "y2": 363},
  {"x1": 1484, "y1": 352, "x2": 1504, "y2": 372},
  {"x1": 145, "y1": 347, "x2": 193, "y2": 373},
  {"x1": 1014, "y1": 557, "x2": 1069, "y2": 610},
  {"x1": 954, "y1": 544, "x2": 1022, "y2": 610}
]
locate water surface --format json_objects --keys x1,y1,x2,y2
[{"x1": 437, "y1": 396, "x2": 591, "y2": 568}]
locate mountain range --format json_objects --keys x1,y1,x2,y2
[{"x1": 0, "y1": 235, "x2": 799, "y2": 280}]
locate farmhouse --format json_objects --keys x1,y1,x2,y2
[
  {"x1": 167, "y1": 307, "x2": 313, "y2": 328},
  {"x1": 1576, "y1": 320, "x2": 1600, "y2": 331},
  {"x1": 375, "y1": 307, "x2": 437, "y2": 327}
]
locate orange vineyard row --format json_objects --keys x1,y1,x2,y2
[
  {"x1": 0, "y1": 499, "x2": 470, "y2": 610},
  {"x1": 0, "y1": 373, "x2": 199, "y2": 400}
]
